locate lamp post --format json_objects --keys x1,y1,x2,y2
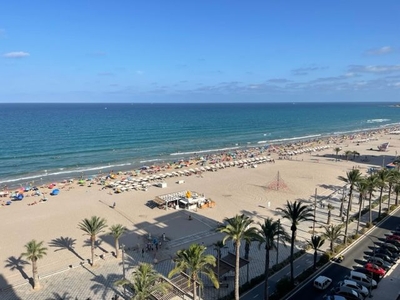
[
  {"x1": 276, "y1": 219, "x2": 280, "y2": 265},
  {"x1": 121, "y1": 244, "x2": 126, "y2": 298}
]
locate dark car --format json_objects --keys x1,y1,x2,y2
[
  {"x1": 381, "y1": 243, "x2": 400, "y2": 254},
  {"x1": 375, "y1": 248, "x2": 398, "y2": 260},
  {"x1": 374, "y1": 253, "x2": 396, "y2": 264},
  {"x1": 367, "y1": 257, "x2": 391, "y2": 270},
  {"x1": 385, "y1": 238, "x2": 400, "y2": 248}
]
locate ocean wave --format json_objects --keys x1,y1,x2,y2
[
  {"x1": 367, "y1": 119, "x2": 391, "y2": 123},
  {"x1": 139, "y1": 158, "x2": 161, "y2": 164},
  {"x1": 267, "y1": 134, "x2": 321, "y2": 144},
  {"x1": 170, "y1": 146, "x2": 240, "y2": 156},
  {"x1": 0, "y1": 162, "x2": 133, "y2": 185},
  {"x1": 333, "y1": 129, "x2": 366, "y2": 135},
  {"x1": 257, "y1": 141, "x2": 268, "y2": 144}
]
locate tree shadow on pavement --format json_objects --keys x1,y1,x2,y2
[
  {"x1": 90, "y1": 273, "x2": 123, "y2": 300},
  {"x1": 49, "y1": 236, "x2": 85, "y2": 261},
  {"x1": 4, "y1": 256, "x2": 30, "y2": 281},
  {"x1": 45, "y1": 291, "x2": 74, "y2": 300}
]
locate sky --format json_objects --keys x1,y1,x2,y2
[{"x1": 0, "y1": 1, "x2": 399, "y2": 103}]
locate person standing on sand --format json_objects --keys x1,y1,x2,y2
[{"x1": 113, "y1": 202, "x2": 116, "y2": 208}]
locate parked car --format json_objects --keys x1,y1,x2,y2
[
  {"x1": 385, "y1": 238, "x2": 400, "y2": 248},
  {"x1": 386, "y1": 234, "x2": 400, "y2": 242},
  {"x1": 375, "y1": 247, "x2": 398, "y2": 260},
  {"x1": 323, "y1": 296, "x2": 346, "y2": 300},
  {"x1": 367, "y1": 257, "x2": 391, "y2": 270},
  {"x1": 337, "y1": 279, "x2": 369, "y2": 298},
  {"x1": 374, "y1": 253, "x2": 396, "y2": 264},
  {"x1": 363, "y1": 263, "x2": 385, "y2": 279},
  {"x1": 353, "y1": 267, "x2": 382, "y2": 282},
  {"x1": 345, "y1": 271, "x2": 378, "y2": 289},
  {"x1": 334, "y1": 286, "x2": 364, "y2": 300},
  {"x1": 381, "y1": 243, "x2": 400, "y2": 254}
]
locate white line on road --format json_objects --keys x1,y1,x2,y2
[
  {"x1": 286, "y1": 272, "x2": 290, "y2": 276},
  {"x1": 253, "y1": 294, "x2": 259, "y2": 298}
]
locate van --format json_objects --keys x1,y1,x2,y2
[
  {"x1": 346, "y1": 271, "x2": 377, "y2": 289},
  {"x1": 314, "y1": 276, "x2": 332, "y2": 290}
]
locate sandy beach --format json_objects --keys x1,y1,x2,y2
[{"x1": 1, "y1": 128, "x2": 399, "y2": 290}]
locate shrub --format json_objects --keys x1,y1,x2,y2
[
  {"x1": 275, "y1": 276, "x2": 292, "y2": 296},
  {"x1": 365, "y1": 222, "x2": 373, "y2": 229}
]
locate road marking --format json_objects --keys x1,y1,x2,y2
[
  {"x1": 286, "y1": 272, "x2": 290, "y2": 276},
  {"x1": 296, "y1": 265, "x2": 300, "y2": 269},
  {"x1": 253, "y1": 294, "x2": 259, "y2": 298}
]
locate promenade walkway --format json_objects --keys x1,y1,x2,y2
[{"x1": 0, "y1": 187, "x2": 391, "y2": 300}]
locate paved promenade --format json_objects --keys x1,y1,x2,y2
[{"x1": 0, "y1": 186, "x2": 389, "y2": 300}]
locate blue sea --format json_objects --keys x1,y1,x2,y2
[{"x1": 1, "y1": 102, "x2": 399, "y2": 187}]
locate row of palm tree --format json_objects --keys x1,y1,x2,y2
[
  {"x1": 333, "y1": 147, "x2": 360, "y2": 161},
  {"x1": 338, "y1": 168, "x2": 400, "y2": 243},
  {"x1": 21, "y1": 216, "x2": 127, "y2": 289}
]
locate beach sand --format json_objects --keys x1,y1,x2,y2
[{"x1": 1, "y1": 129, "x2": 399, "y2": 288}]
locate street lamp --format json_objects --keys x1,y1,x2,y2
[
  {"x1": 276, "y1": 219, "x2": 281, "y2": 265},
  {"x1": 121, "y1": 244, "x2": 126, "y2": 298}
]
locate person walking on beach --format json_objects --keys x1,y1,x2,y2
[{"x1": 113, "y1": 202, "x2": 116, "y2": 208}]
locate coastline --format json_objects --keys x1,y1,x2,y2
[{"x1": 2, "y1": 124, "x2": 399, "y2": 190}]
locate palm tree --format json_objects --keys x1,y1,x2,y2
[
  {"x1": 323, "y1": 224, "x2": 343, "y2": 252},
  {"x1": 307, "y1": 235, "x2": 325, "y2": 270},
  {"x1": 116, "y1": 262, "x2": 168, "y2": 300},
  {"x1": 355, "y1": 179, "x2": 368, "y2": 234},
  {"x1": 78, "y1": 216, "x2": 107, "y2": 266},
  {"x1": 277, "y1": 201, "x2": 314, "y2": 286},
  {"x1": 338, "y1": 169, "x2": 362, "y2": 243},
  {"x1": 352, "y1": 151, "x2": 360, "y2": 160},
  {"x1": 217, "y1": 214, "x2": 259, "y2": 300},
  {"x1": 394, "y1": 183, "x2": 400, "y2": 206},
  {"x1": 334, "y1": 147, "x2": 341, "y2": 161},
  {"x1": 21, "y1": 240, "x2": 47, "y2": 289},
  {"x1": 376, "y1": 169, "x2": 389, "y2": 218},
  {"x1": 387, "y1": 169, "x2": 400, "y2": 211},
  {"x1": 168, "y1": 243, "x2": 218, "y2": 300},
  {"x1": 109, "y1": 224, "x2": 126, "y2": 259},
  {"x1": 365, "y1": 174, "x2": 378, "y2": 224},
  {"x1": 344, "y1": 150, "x2": 353, "y2": 161},
  {"x1": 327, "y1": 204, "x2": 334, "y2": 225},
  {"x1": 257, "y1": 218, "x2": 289, "y2": 300}
]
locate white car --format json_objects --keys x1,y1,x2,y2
[{"x1": 338, "y1": 279, "x2": 369, "y2": 298}]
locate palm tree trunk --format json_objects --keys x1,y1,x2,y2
[
  {"x1": 369, "y1": 192, "x2": 373, "y2": 224},
  {"x1": 313, "y1": 250, "x2": 317, "y2": 270},
  {"x1": 387, "y1": 184, "x2": 392, "y2": 212},
  {"x1": 235, "y1": 241, "x2": 240, "y2": 300},
  {"x1": 344, "y1": 190, "x2": 352, "y2": 244},
  {"x1": 91, "y1": 236, "x2": 95, "y2": 266},
  {"x1": 330, "y1": 240, "x2": 333, "y2": 252},
  {"x1": 327, "y1": 210, "x2": 331, "y2": 225},
  {"x1": 264, "y1": 248, "x2": 270, "y2": 300},
  {"x1": 396, "y1": 193, "x2": 399, "y2": 206},
  {"x1": 290, "y1": 228, "x2": 295, "y2": 286},
  {"x1": 378, "y1": 187, "x2": 383, "y2": 218},
  {"x1": 192, "y1": 279, "x2": 197, "y2": 300},
  {"x1": 356, "y1": 195, "x2": 363, "y2": 234},
  {"x1": 115, "y1": 239, "x2": 120, "y2": 259},
  {"x1": 32, "y1": 259, "x2": 40, "y2": 289}
]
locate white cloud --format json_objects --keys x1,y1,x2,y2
[
  {"x1": 3, "y1": 51, "x2": 30, "y2": 58},
  {"x1": 366, "y1": 46, "x2": 394, "y2": 55},
  {"x1": 348, "y1": 65, "x2": 400, "y2": 74}
]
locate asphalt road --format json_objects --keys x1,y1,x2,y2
[
  {"x1": 240, "y1": 209, "x2": 400, "y2": 300},
  {"x1": 286, "y1": 209, "x2": 400, "y2": 300}
]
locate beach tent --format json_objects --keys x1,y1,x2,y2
[
  {"x1": 15, "y1": 194, "x2": 24, "y2": 201},
  {"x1": 50, "y1": 189, "x2": 60, "y2": 196}
]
